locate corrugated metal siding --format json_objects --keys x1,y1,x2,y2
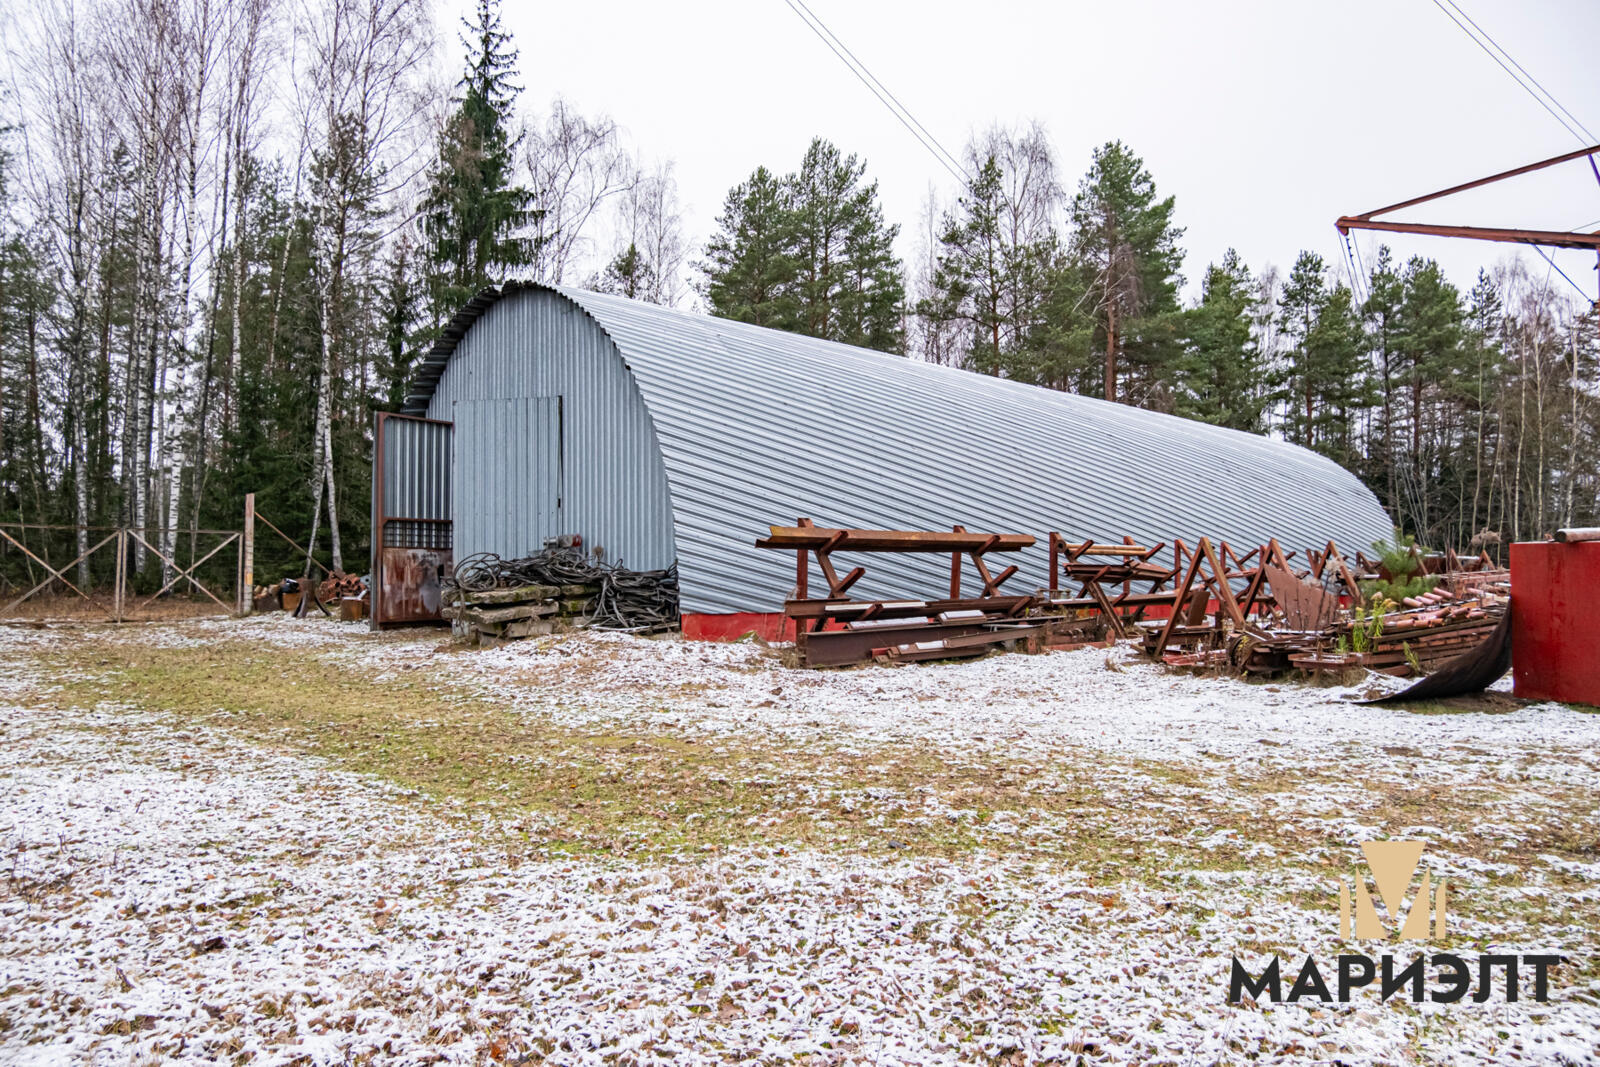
[
  {"x1": 424, "y1": 288, "x2": 675, "y2": 570},
  {"x1": 451, "y1": 397, "x2": 562, "y2": 558},
  {"x1": 377, "y1": 415, "x2": 452, "y2": 522},
  {"x1": 406, "y1": 283, "x2": 1395, "y2": 615}
]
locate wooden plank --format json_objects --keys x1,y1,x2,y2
[
  {"x1": 457, "y1": 583, "x2": 563, "y2": 605},
  {"x1": 444, "y1": 601, "x2": 558, "y2": 625}
]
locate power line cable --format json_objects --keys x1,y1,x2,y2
[
  {"x1": 1341, "y1": 232, "x2": 1368, "y2": 306},
  {"x1": 787, "y1": 0, "x2": 970, "y2": 180},
  {"x1": 1438, "y1": 0, "x2": 1596, "y2": 143},
  {"x1": 1352, "y1": 236, "x2": 1371, "y2": 306},
  {"x1": 1428, "y1": 0, "x2": 1595, "y2": 145},
  {"x1": 780, "y1": 0, "x2": 969, "y2": 188},
  {"x1": 1529, "y1": 244, "x2": 1592, "y2": 301}
]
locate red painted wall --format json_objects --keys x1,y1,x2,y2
[
  {"x1": 679, "y1": 600, "x2": 1305, "y2": 643},
  {"x1": 1510, "y1": 541, "x2": 1600, "y2": 707},
  {"x1": 682, "y1": 612, "x2": 795, "y2": 643}
]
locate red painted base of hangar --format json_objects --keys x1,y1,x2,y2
[
  {"x1": 1510, "y1": 541, "x2": 1600, "y2": 707},
  {"x1": 681, "y1": 612, "x2": 795, "y2": 643},
  {"x1": 680, "y1": 599, "x2": 1262, "y2": 644}
]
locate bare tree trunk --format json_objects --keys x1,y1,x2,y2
[
  {"x1": 1103, "y1": 283, "x2": 1116, "y2": 404},
  {"x1": 1512, "y1": 346, "x2": 1526, "y2": 542},
  {"x1": 311, "y1": 311, "x2": 343, "y2": 573},
  {"x1": 305, "y1": 414, "x2": 326, "y2": 580},
  {"x1": 1566, "y1": 330, "x2": 1579, "y2": 528},
  {"x1": 159, "y1": 0, "x2": 218, "y2": 589},
  {"x1": 324, "y1": 411, "x2": 342, "y2": 571},
  {"x1": 1533, "y1": 332, "x2": 1547, "y2": 537}
]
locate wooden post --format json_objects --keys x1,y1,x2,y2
[
  {"x1": 113, "y1": 528, "x2": 126, "y2": 623},
  {"x1": 242, "y1": 493, "x2": 255, "y2": 615}
]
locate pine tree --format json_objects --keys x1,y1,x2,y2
[
  {"x1": 700, "y1": 141, "x2": 903, "y2": 352},
  {"x1": 915, "y1": 126, "x2": 1066, "y2": 382},
  {"x1": 1461, "y1": 269, "x2": 1505, "y2": 542},
  {"x1": 1391, "y1": 256, "x2": 1465, "y2": 537},
  {"x1": 594, "y1": 242, "x2": 656, "y2": 301},
  {"x1": 1278, "y1": 251, "x2": 1367, "y2": 463},
  {"x1": 1176, "y1": 250, "x2": 1263, "y2": 431},
  {"x1": 1067, "y1": 141, "x2": 1184, "y2": 404},
  {"x1": 700, "y1": 165, "x2": 796, "y2": 329},
  {"x1": 918, "y1": 154, "x2": 1060, "y2": 378},
  {"x1": 786, "y1": 139, "x2": 902, "y2": 351},
  {"x1": 420, "y1": 0, "x2": 538, "y2": 330}
]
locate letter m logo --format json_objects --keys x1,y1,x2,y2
[{"x1": 1339, "y1": 841, "x2": 1448, "y2": 941}]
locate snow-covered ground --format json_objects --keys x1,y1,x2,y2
[{"x1": 2, "y1": 617, "x2": 1598, "y2": 1065}]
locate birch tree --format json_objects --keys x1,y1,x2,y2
[
  {"x1": 297, "y1": 0, "x2": 431, "y2": 574},
  {"x1": 525, "y1": 98, "x2": 633, "y2": 284}
]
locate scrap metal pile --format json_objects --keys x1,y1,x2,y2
[
  {"x1": 755, "y1": 520, "x2": 1104, "y2": 667},
  {"x1": 252, "y1": 570, "x2": 369, "y2": 620},
  {"x1": 443, "y1": 545, "x2": 678, "y2": 645},
  {"x1": 761, "y1": 519, "x2": 1508, "y2": 685},
  {"x1": 1046, "y1": 534, "x2": 1508, "y2": 678}
]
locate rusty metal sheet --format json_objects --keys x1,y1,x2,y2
[{"x1": 379, "y1": 547, "x2": 451, "y2": 623}]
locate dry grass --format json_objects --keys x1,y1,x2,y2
[
  {"x1": 15, "y1": 631, "x2": 1597, "y2": 930},
  {"x1": 34, "y1": 638, "x2": 1162, "y2": 865},
  {"x1": 0, "y1": 592, "x2": 234, "y2": 623}
]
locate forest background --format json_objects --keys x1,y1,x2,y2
[{"x1": 1, "y1": 0, "x2": 1593, "y2": 590}]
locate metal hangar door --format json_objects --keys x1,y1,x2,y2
[
  {"x1": 371, "y1": 412, "x2": 454, "y2": 627},
  {"x1": 451, "y1": 396, "x2": 564, "y2": 559}
]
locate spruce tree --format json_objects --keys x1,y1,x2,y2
[
  {"x1": 594, "y1": 243, "x2": 656, "y2": 301},
  {"x1": 420, "y1": 0, "x2": 538, "y2": 330}
]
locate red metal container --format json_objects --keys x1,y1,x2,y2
[{"x1": 1510, "y1": 541, "x2": 1600, "y2": 707}]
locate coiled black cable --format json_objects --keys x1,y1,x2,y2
[{"x1": 442, "y1": 547, "x2": 679, "y2": 631}]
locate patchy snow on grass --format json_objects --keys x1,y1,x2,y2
[
  {"x1": 3, "y1": 619, "x2": 1599, "y2": 1065},
  {"x1": 282, "y1": 617, "x2": 1600, "y2": 797}
]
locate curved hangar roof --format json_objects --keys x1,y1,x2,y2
[{"x1": 403, "y1": 282, "x2": 1393, "y2": 615}]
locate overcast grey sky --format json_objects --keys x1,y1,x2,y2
[{"x1": 465, "y1": 0, "x2": 1600, "y2": 304}]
